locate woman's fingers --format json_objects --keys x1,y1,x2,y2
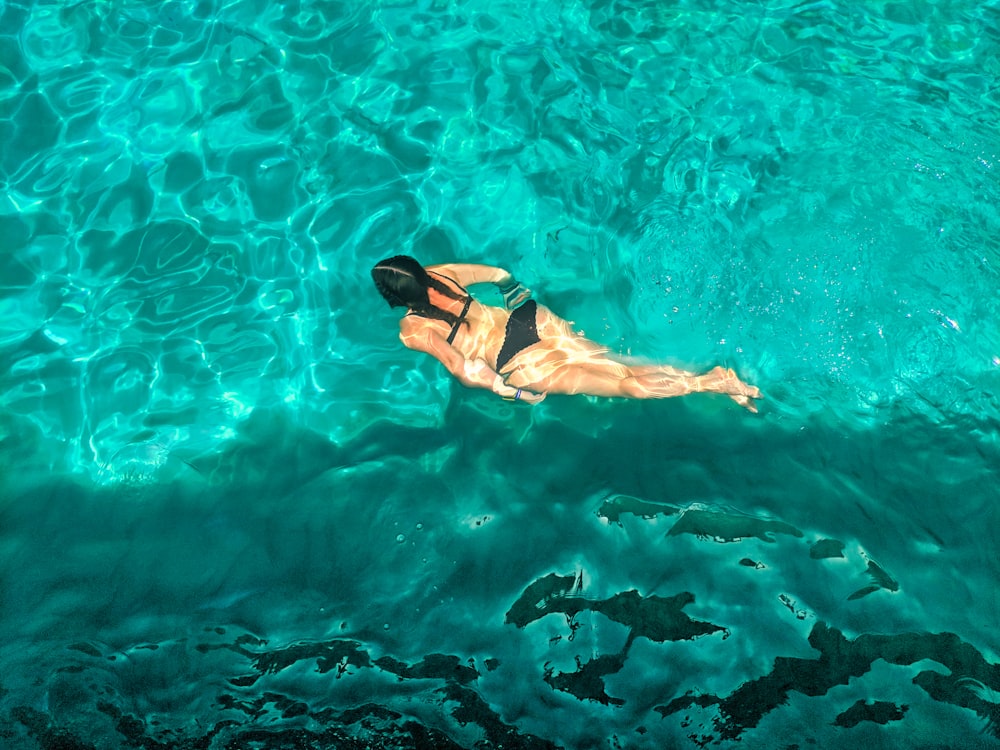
[{"x1": 504, "y1": 285, "x2": 532, "y2": 309}]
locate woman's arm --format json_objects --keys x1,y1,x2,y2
[
  {"x1": 428, "y1": 263, "x2": 531, "y2": 310},
  {"x1": 426, "y1": 263, "x2": 514, "y2": 288}
]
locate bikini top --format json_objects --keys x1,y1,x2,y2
[
  {"x1": 408, "y1": 272, "x2": 472, "y2": 345},
  {"x1": 446, "y1": 295, "x2": 473, "y2": 344}
]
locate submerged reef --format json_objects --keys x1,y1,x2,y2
[
  {"x1": 833, "y1": 699, "x2": 909, "y2": 728},
  {"x1": 809, "y1": 538, "x2": 846, "y2": 559},
  {"x1": 656, "y1": 623, "x2": 1000, "y2": 745},
  {"x1": 2, "y1": 629, "x2": 557, "y2": 750},
  {"x1": 506, "y1": 569, "x2": 1000, "y2": 746},
  {"x1": 3, "y1": 575, "x2": 999, "y2": 749},
  {"x1": 506, "y1": 574, "x2": 727, "y2": 706},
  {"x1": 597, "y1": 495, "x2": 805, "y2": 543},
  {"x1": 504, "y1": 571, "x2": 726, "y2": 645}
]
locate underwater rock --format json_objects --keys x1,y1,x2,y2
[
  {"x1": 507, "y1": 575, "x2": 726, "y2": 706},
  {"x1": 544, "y1": 650, "x2": 628, "y2": 706},
  {"x1": 95, "y1": 702, "x2": 150, "y2": 743},
  {"x1": 249, "y1": 638, "x2": 373, "y2": 677},
  {"x1": 667, "y1": 508, "x2": 804, "y2": 543},
  {"x1": 10, "y1": 706, "x2": 97, "y2": 750},
  {"x1": 13, "y1": 697, "x2": 465, "y2": 750},
  {"x1": 864, "y1": 557, "x2": 899, "y2": 590},
  {"x1": 848, "y1": 556, "x2": 899, "y2": 600},
  {"x1": 439, "y1": 682, "x2": 559, "y2": 749},
  {"x1": 214, "y1": 691, "x2": 311, "y2": 721},
  {"x1": 506, "y1": 575, "x2": 725, "y2": 645},
  {"x1": 7, "y1": 629, "x2": 549, "y2": 750},
  {"x1": 846, "y1": 584, "x2": 881, "y2": 600},
  {"x1": 222, "y1": 725, "x2": 390, "y2": 749},
  {"x1": 398, "y1": 721, "x2": 468, "y2": 750},
  {"x1": 656, "y1": 622, "x2": 1000, "y2": 744},
  {"x1": 374, "y1": 653, "x2": 479, "y2": 685},
  {"x1": 596, "y1": 494, "x2": 682, "y2": 525},
  {"x1": 778, "y1": 593, "x2": 809, "y2": 620},
  {"x1": 809, "y1": 538, "x2": 845, "y2": 559},
  {"x1": 504, "y1": 571, "x2": 583, "y2": 628},
  {"x1": 66, "y1": 642, "x2": 103, "y2": 658},
  {"x1": 328, "y1": 703, "x2": 403, "y2": 725},
  {"x1": 833, "y1": 699, "x2": 908, "y2": 728},
  {"x1": 592, "y1": 590, "x2": 727, "y2": 644},
  {"x1": 658, "y1": 691, "x2": 722, "y2": 716}
]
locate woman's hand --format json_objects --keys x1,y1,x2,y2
[
  {"x1": 492, "y1": 373, "x2": 546, "y2": 404},
  {"x1": 513, "y1": 389, "x2": 546, "y2": 404},
  {"x1": 498, "y1": 279, "x2": 532, "y2": 310}
]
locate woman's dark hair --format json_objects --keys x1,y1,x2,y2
[{"x1": 371, "y1": 255, "x2": 469, "y2": 329}]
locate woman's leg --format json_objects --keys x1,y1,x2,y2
[
  {"x1": 510, "y1": 304, "x2": 761, "y2": 409},
  {"x1": 508, "y1": 355, "x2": 759, "y2": 410},
  {"x1": 541, "y1": 362, "x2": 698, "y2": 398},
  {"x1": 531, "y1": 305, "x2": 702, "y2": 379}
]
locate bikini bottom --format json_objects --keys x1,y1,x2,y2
[{"x1": 495, "y1": 300, "x2": 540, "y2": 372}]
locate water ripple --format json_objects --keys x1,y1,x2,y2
[{"x1": 0, "y1": 0, "x2": 995, "y2": 477}]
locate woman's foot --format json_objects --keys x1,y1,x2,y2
[{"x1": 705, "y1": 367, "x2": 762, "y2": 413}]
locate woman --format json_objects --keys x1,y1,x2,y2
[{"x1": 371, "y1": 255, "x2": 761, "y2": 411}]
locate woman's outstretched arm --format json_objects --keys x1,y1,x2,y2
[
  {"x1": 428, "y1": 263, "x2": 531, "y2": 309},
  {"x1": 426, "y1": 263, "x2": 514, "y2": 287}
]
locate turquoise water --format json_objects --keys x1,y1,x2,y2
[{"x1": 2, "y1": 0, "x2": 999, "y2": 747}]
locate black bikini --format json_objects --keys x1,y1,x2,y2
[
  {"x1": 408, "y1": 273, "x2": 472, "y2": 343},
  {"x1": 446, "y1": 295, "x2": 472, "y2": 344},
  {"x1": 495, "y1": 300, "x2": 541, "y2": 371},
  {"x1": 419, "y1": 272, "x2": 540, "y2": 369}
]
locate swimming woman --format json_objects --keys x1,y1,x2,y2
[{"x1": 371, "y1": 256, "x2": 761, "y2": 411}]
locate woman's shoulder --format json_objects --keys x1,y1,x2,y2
[
  {"x1": 398, "y1": 314, "x2": 433, "y2": 348},
  {"x1": 397, "y1": 311, "x2": 457, "y2": 335},
  {"x1": 398, "y1": 313, "x2": 427, "y2": 331}
]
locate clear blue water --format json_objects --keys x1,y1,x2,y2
[{"x1": 1, "y1": 0, "x2": 999, "y2": 747}]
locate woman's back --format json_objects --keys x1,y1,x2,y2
[{"x1": 400, "y1": 271, "x2": 510, "y2": 369}]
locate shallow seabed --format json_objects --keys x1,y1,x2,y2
[{"x1": 1, "y1": 0, "x2": 999, "y2": 748}]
